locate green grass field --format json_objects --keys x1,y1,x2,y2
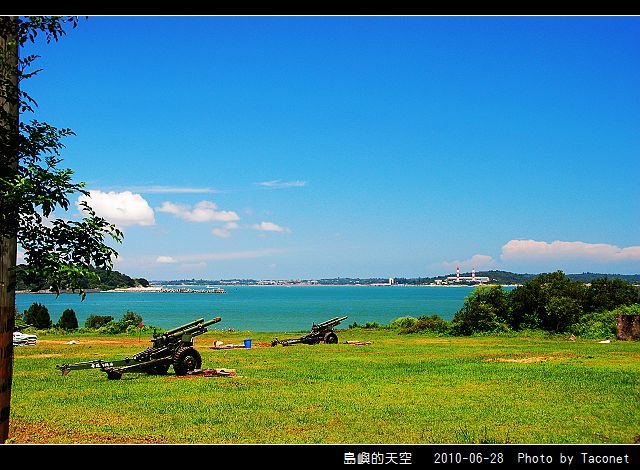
[{"x1": 8, "y1": 327, "x2": 640, "y2": 444}]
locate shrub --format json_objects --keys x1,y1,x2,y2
[
  {"x1": 572, "y1": 304, "x2": 640, "y2": 340},
  {"x1": 97, "y1": 322, "x2": 124, "y2": 335},
  {"x1": 451, "y1": 285, "x2": 510, "y2": 336},
  {"x1": 570, "y1": 310, "x2": 617, "y2": 339},
  {"x1": 23, "y1": 302, "x2": 52, "y2": 329},
  {"x1": 117, "y1": 310, "x2": 143, "y2": 332},
  {"x1": 57, "y1": 308, "x2": 79, "y2": 331},
  {"x1": 85, "y1": 314, "x2": 113, "y2": 329},
  {"x1": 389, "y1": 316, "x2": 418, "y2": 330},
  {"x1": 399, "y1": 314, "x2": 450, "y2": 335}
]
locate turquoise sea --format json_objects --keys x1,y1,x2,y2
[{"x1": 15, "y1": 285, "x2": 494, "y2": 333}]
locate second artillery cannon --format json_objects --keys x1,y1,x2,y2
[
  {"x1": 271, "y1": 316, "x2": 348, "y2": 346},
  {"x1": 56, "y1": 317, "x2": 221, "y2": 380}
]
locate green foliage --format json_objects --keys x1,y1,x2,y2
[
  {"x1": 349, "y1": 321, "x2": 384, "y2": 329},
  {"x1": 84, "y1": 314, "x2": 113, "y2": 329},
  {"x1": 23, "y1": 302, "x2": 52, "y2": 329},
  {"x1": 506, "y1": 271, "x2": 587, "y2": 332},
  {"x1": 1, "y1": 16, "x2": 122, "y2": 300},
  {"x1": 613, "y1": 303, "x2": 640, "y2": 315},
  {"x1": 15, "y1": 264, "x2": 148, "y2": 292},
  {"x1": 57, "y1": 308, "x2": 78, "y2": 331},
  {"x1": 451, "y1": 285, "x2": 510, "y2": 335},
  {"x1": 570, "y1": 309, "x2": 617, "y2": 339},
  {"x1": 399, "y1": 315, "x2": 450, "y2": 335},
  {"x1": 449, "y1": 272, "x2": 639, "y2": 336},
  {"x1": 118, "y1": 310, "x2": 143, "y2": 331},
  {"x1": 389, "y1": 316, "x2": 417, "y2": 329},
  {"x1": 584, "y1": 277, "x2": 639, "y2": 313},
  {"x1": 81, "y1": 311, "x2": 155, "y2": 335},
  {"x1": 544, "y1": 295, "x2": 583, "y2": 333},
  {"x1": 572, "y1": 303, "x2": 640, "y2": 340}
]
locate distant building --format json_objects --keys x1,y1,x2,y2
[{"x1": 442, "y1": 267, "x2": 490, "y2": 284}]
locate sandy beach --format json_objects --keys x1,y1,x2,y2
[{"x1": 108, "y1": 286, "x2": 163, "y2": 292}]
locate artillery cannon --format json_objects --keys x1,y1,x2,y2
[
  {"x1": 272, "y1": 316, "x2": 348, "y2": 346},
  {"x1": 56, "y1": 317, "x2": 221, "y2": 380}
]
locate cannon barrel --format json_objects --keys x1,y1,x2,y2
[
  {"x1": 316, "y1": 316, "x2": 348, "y2": 328},
  {"x1": 163, "y1": 318, "x2": 205, "y2": 336},
  {"x1": 151, "y1": 317, "x2": 222, "y2": 346},
  {"x1": 160, "y1": 317, "x2": 221, "y2": 338},
  {"x1": 166, "y1": 317, "x2": 221, "y2": 338},
  {"x1": 203, "y1": 317, "x2": 222, "y2": 328}
]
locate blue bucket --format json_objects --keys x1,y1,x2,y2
[{"x1": 243, "y1": 338, "x2": 252, "y2": 349}]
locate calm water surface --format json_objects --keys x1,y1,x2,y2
[{"x1": 16, "y1": 285, "x2": 493, "y2": 332}]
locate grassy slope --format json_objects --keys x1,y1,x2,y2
[{"x1": 8, "y1": 328, "x2": 640, "y2": 444}]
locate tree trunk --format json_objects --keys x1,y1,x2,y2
[
  {"x1": 0, "y1": 16, "x2": 18, "y2": 444},
  {"x1": 0, "y1": 239, "x2": 16, "y2": 443}
]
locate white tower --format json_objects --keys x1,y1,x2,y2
[
  {"x1": 472, "y1": 269, "x2": 476, "y2": 282},
  {"x1": 456, "y1": 266, "x2": 460, "y2": 281}
]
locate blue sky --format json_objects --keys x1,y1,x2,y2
[{"x1": 19, "y1": 15, "x2": 640, "y2": 280}]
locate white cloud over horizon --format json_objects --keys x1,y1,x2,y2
[
  {"x1": 77, "y1": 190, "x2": 155, "y2": 227},
  {"x1": 156, "y1": 256, "x2": 178, "y2": 264},
  {"x1": 437, "y1": 254, "x2": 499, "y2": 272},
  {"x1": 437, "y1": 239, "x2": 640, "y2": 275},
  {"x1": 501, "y1": 239, "x2": 640, "y2": 263},
  {"x1": 256, "y1": 180, "x2": 307, "y2": 189},
  {"x1": 157, "y1": 200, "x2": 240, "y2": 222},
  {"x1": 252, "y1": 221, "x2": 291, "y2": 233}
]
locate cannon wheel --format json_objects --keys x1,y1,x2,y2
[
  {"x1": 173, "y1": 346, "x2": 202, "y2": 376},
  {"x1": 323, "y1": 332, "x2": 339, "y2": 344}
]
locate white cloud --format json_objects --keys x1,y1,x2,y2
[
  {"x1": 77, "y1": 190, "x2": 155, "y2": 226},
  {"x1": 252, "y1": 221, "x2": 290, "y2": 233},
  {"x1": 157, "y1": 201, "x2": 239, "y2": 222},
  {"x1": 212, "y1": 222, "x2": 240, "y2": 238},
  {"x1": 257, "y1": 180, "x2": 307, "y2": 189},
  {"x1": 156, "y1": 256, "x2": 178, "y2": 264},
  {"x1": 437, "y1": 254, "x2": 498, "y2": 272},
  {"x1": 212, "y1": 228, "x2": 232, "y2": 238},
  {"x1": 501, "y1": 239, "x2": 640, "y2": 263}
]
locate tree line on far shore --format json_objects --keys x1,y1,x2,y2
[{"x1": 15, "y1": 264, "x2": 149, "y2": 292}]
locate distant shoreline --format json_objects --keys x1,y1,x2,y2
[{"x1": 16, "y1": 283, "x2": 522, "y2": 295}]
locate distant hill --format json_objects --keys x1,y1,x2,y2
[
  {"x1": 15, "y1": 264, "x2": 150, "y2": 292},
  {"x1": 564, "y1": 272, "x2": 640, "y2": 283}
]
